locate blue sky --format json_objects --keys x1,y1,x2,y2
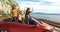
[{"x1": 15, "y1": 0, "x2": 60, "y2": 14}]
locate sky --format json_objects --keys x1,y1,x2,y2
[{"x1": 15, "y1": 0, "x2": 60, "y2": 14}]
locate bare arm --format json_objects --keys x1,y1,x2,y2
[
  {"x1": 31, "y1": 8, "x2": 33, "y2": 12},
  {"x1": 10, "y1": 9, "x2": 12, "y2": 17}
]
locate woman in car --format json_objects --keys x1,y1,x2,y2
[{"x1": 25, "y1": 7, "x2": 33, "y2": 24}]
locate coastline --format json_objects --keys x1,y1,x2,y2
[
  {"x1": 36, "y1": 18, "x2": 60, "y2": 28},
  {"x1": 31, "y1": 13, "x2": 60, "y2": 23},
  {"x1": 36, "y1": 18, "x2": 60, "y2": 25}
]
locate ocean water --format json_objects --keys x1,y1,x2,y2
[{"x1": 30, "y1": 13, "x2": 60, "y2": 23}]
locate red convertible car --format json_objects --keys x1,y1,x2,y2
[{"x1": 0, "y1": 18, "x2": 53, "y2": 32}]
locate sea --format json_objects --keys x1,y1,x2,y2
[{"x1": 30, "y1": 13, "x2": 60, "y2": 23}]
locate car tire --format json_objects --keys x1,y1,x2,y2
[
  {"x1": 43, "y1": 30, "x2": 50, "y2": 32},
  {"x1": 0, "y1": 29, "x2": 10, "y2": 32}
]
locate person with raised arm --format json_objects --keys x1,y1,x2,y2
[{"x1": 25, "y1": 7, "x2": 33, "y2": 24}]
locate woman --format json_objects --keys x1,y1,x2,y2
[
  {"x1": 17, "y1": 9, "x2": 22, "y2": 23},
  {"x1": 25, "y1": 8, "x2": 33, "y2": 24},
  {"x1": 10, "y1": 4, "x2": 18, "y2": 22}
]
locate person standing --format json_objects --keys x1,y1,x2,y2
[
  {"x1": 10, "y1": 4, "x2": 18, "y2": 22},
  {"x1": 17, "y1": 9, "x2": 22, "y2": 23},
  {"x1": 25, "y1": 7, "x2": 33, "y2": 24}
]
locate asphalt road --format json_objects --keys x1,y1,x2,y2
[{"x1": 52, "y1": 26, "x2": 60, "y2": 32}]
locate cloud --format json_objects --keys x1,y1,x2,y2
[
  {"x1": 15, "y1": 0, "x2": 60, "y2": 6},
  {"x1": 42, "y1": 0, "x2": 60, "y2": 6},
  {"x1": 19, "y1": 2, "x2": 60, "y2": 11},
  {"x1": 40, "y1": 1, "x2": 53, "y2": 5},
  {"x1": 18, "y1": 1, "x2": 60, "y2": 9},
  {"x1": 15, "y1": 0, "x2": 53, "y2": 5},
  {"x1": 15, "y1": 0, "x2": 41, "y2": 2},
  {"x1": 43, "y1": 0, "x2": 60, "y2": 2},
  {"x1": 15, "y1": 0, "x2": 60, "y2": 13}
]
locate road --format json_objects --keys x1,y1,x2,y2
[{"x1": 53, "y1": 27, "x2": 60, "y2": 32}]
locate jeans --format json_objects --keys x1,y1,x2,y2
[
  {"x1": 25, "y1": 16, "x2": 31, "y2": 24},
  {"x1": 12, "y1": 17, "x2": 18, "y2": 23}
]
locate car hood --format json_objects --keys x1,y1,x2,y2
[{"x1": 40, "y1": 23, "x2": 52, "y2": 29}]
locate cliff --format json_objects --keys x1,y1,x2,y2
[{"x1": 0, "y1": 0, "x2": 18, "y2": 14}]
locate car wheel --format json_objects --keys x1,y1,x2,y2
[
  {"x1": 0, "y1": 29, "x2": 10, "y2": 32},
  {"x1": 43, "y1": 30, "x2": 50, "y2": 32}
]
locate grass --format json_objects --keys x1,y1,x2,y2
[{"x1": 0, "y1": 12, "x2": 10, "y2": 18}]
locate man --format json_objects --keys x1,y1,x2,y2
[{"x1": 10, "y1": 4, "x2": 18, "y2": 22}]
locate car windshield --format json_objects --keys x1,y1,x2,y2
[
  {"x1": 28, "y1": 20, "x2": 38, "y2": 25},
  {"x1": 28, "y1": 19, "x2": 45, "y2": 25},
  {"x1": 39, "y1": 21, "x2": 44, "y2": 24}
]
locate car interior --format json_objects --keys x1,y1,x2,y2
[
  {"x1": 22, "y1": 18, "x2": 38, "y2": 25},
  {"x1": 3, "y1": 18, "x2": 38, "y2": 25}
]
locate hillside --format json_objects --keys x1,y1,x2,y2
[{"x1": 0, "y1": 0, "x2": 18, "y2": 14}]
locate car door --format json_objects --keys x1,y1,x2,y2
[
  {"x1": 10, "y1": 23, "x2": 34, "y2": 32},
  {"x1": 1, "y1": 22, "x2": 31, "y2": 32},
  {"x1": 2, "y1": 22, "x2": 38, "y2": 32},
  {"x1": 27, "y1": 25, "x2": 40, "y2": 32},
  {"x1": 19, "y1": 24, "x2": 38, "y2": 32},
  {"x1": 24, "y1": 21, "x2": 41, "y2": 32},
  {"x1": 10, "y1": 23, "x2": 33, "y2": 32},
  {"x1": 23, "y1": 21, "x2": 40, "y2": 32},
  {"x1": 15, "y1": 22, "x2": 39, "y2": 32}
]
